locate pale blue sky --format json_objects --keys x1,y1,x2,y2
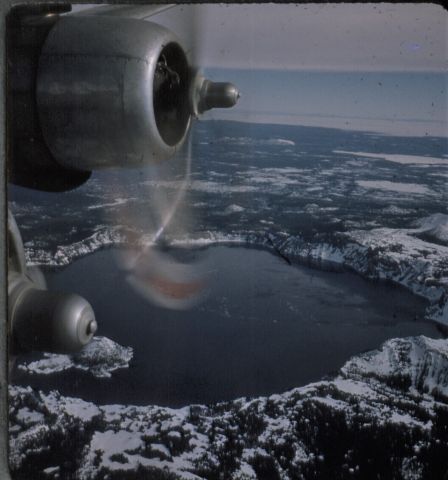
[
  {"x1": 73, "y1": 4, "x2": 447, "y2": 136},
  {"x1": 154, "y1": 3, "x2": 448, "y2": 135},
  {"x1": 202, "y1": 69, "x2": 447, "y2": 137},
  {"x1": 153, "y1": 4, "x2": 447, "y2": 72}
]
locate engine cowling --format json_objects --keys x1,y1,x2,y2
[
  {"x1": 37, "y1": 15, "x2": 192, "y2": 170},
  {"x1": 8, "y1": 6, "x2": 239, "y2": 190},
  {"x1": 8, "y1": 211, "x2": 97, "y2": 355}
]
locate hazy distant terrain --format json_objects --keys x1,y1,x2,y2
[{"x1": 10, "y1": 120, "x2": 448, "y2": 248}]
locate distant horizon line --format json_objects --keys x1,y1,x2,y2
[
  {"x1": 198, "y1": 116, "x2": 448, "y2": 139},
  {"x1": 221, "y1": 109, "x2": 445, "y2": 125},
  {"x1": 203, "y1": 66, "x2": 448, "y2": 74}
]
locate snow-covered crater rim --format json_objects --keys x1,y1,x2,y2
[{"x1": 25, "y1": 216, "x2": 448, "y2": 327}]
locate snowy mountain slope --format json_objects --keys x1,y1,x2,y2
[{"x1": 9, "y1": 335, "x2": 448, "y2": 480}]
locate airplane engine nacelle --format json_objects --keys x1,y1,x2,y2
[
  {"x1": 8, "y1": 212, "x2": 97, "y2": 355},
  {"x1": 37, "y1": 15, "x2": 191, "y2": 171},
  {"x1": 8, "y1": 6, "x2": 238, "y2": 191}
]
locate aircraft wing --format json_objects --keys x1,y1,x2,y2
[{"x1": 70, "y1": 4, "x2": 175, "y2": 19}]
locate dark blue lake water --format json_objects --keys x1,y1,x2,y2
[{"x1": 14, "y1": 245, "x2": 441, "y2": 407}]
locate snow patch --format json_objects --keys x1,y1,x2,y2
[
  {"x1": 335, "y1": 151, "x2": 448, "y2": 166},
  {"x1": 413, "y1": 213, "x2": 448, "y2": 244},
  {"x1": 356, "y1": 180, "x2": 431, "y2": 195},
  {"x1": 225, "y1": 204, "x2": 245, "y2": 214},
  {"x1": 18, "y1": 336, "x2": 133, "y2": 379},
  {"x1": 219, "y1": 136, "x2": 295, "y2": 147},
  {"x1": 87, "y1": 198, "x2": 129, "y2": 210}
]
